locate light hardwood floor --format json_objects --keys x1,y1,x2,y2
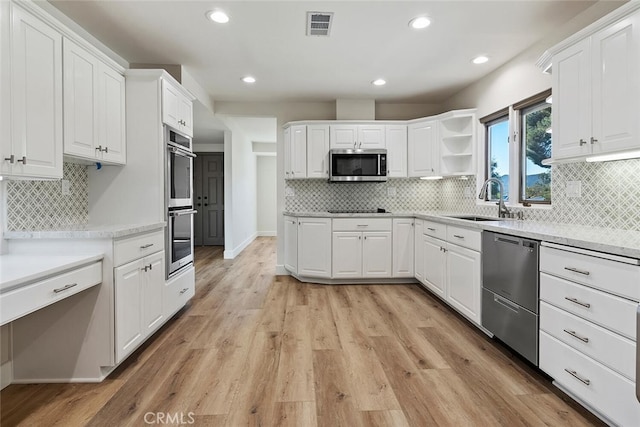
[{"x1": 1, "y1": 237, "x2": 603, "y2": 426}]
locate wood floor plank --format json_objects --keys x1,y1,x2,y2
[
  {"x1": 273, "y1": 401, "x2": 318, "y2": 427},
  {"x1": 256, "y1": 279, "x2": 289, "y2": 332},
  {"x1": 307, "y1": 287, "x2": 342, "y2": 350},
  {"x1": 518, "y1": 393, "x2": 605, "y2": 427},
  {"x1": 274, "y1": 305, "x2": 315, "y2": 402},
  {"x1": 361, "y1": 409, "x2": 411, "y2": 427}
]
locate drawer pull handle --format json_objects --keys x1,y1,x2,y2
[
  {"x1": 564, "y1": 267, "x2": 590, "y2": 276},
  {"x1": 140, "y1": 243, "x2": 154, "y2": 249},
  {"x1": 357, "y1": 224, "x2": 368, "y2": 227},
  {"x1": 564, "y1": 368, "x2": 590, "y2": 386},
  {"x1": 427, "y1": 227, "x2": 436, "y2": 231},
  {"x1": 53, "y1": 283, "x2": 78, "y2": 293},
  {"x1": 179, "y1": 288, "x2": 189, "y2": 294},
  {"x1": 453, "y1": 234, "x2": 464, "y2": 239},
  {"x1": 563, "y1": 329, "x2": 589, "y2": 343},
  {"x1": 564, "y1": 297, "x2": 591, "y2": 309}
]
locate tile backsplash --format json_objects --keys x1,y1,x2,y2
[
  {"x1": 6, "y1": 163, "x2": 89, "y2": 231},
  {"x1": 287, "y1": 159, "x2": 640, "y2": 231}
]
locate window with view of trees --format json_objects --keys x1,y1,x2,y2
[
  {"x1": 521, "y1": 102, "x2": 552, "y2": 203},
  {"x1": 482, "y1": 89, "x2": 552, "y2": 206}
]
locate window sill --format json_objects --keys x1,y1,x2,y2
[{"x1": 476, "y1": 201, "x2": 553, "y2": 210}]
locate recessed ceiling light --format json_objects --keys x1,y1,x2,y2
[
  {"x1": 206, "y1": 10, "x2": 229, "y2": 24},
  {"x1": 372, "y1": 79, "x2": 386, "y2": 86},
  {"x1": 472, "y1": 56, "x2": 489, "y2": 64},
  {"x1": 242, "y1": 76, "x2": 256, "y2": 83},
  {"x1": 409, "y1": 16, "x2": 431, "y2": 29}
]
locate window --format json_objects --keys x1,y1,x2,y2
[
  {"x1": 486, "y1": 116, "x2": 509, "y2": 201},
  {"x1": 481, "y1": 90, "x2": 552, "y2": 205}
]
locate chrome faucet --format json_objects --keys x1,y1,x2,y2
[{"x1": 479, "y1": 178, "x2": 511, "y2": 218}]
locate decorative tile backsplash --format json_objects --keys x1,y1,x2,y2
[
  {"x1": 285, "y1": 178, "x2": 442, "y2": 212},
  {"x1": 6, "y1": 163, "x2": 89, "y2": 231},
  {"x1": 287, "y1": 158, "x2": 640, "y2": 232}
]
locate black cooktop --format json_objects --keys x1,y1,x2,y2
[{"x1": 327, "y1": 208, "x2": 387, "y2": 214}]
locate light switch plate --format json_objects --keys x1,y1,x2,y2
[{"x1": 566, "y1": 180, "x2": 581, "y2": 198}]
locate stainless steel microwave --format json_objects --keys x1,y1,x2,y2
[{"x1": 329, "y1": 149, "x2": 387, "y2": 182}]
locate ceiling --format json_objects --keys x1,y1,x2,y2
[{"x1": 49, "y1": 0, "x2": 602, "y2": 105}]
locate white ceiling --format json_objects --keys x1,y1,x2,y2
[{"x1": 49, "y1": 0, "x2": 602, "y2": 104}]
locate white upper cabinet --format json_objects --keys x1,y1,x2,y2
[
  {"x1": 162, "y1": 79, "x2": 194, "y2": 137},
  {"x1": 63, "y1": 38, "x2": 125, "y2": 165},
  {"x1": 551, "y1": 7, "x2": 640, "y2": 160},
  {"x1": 330, "y1": 124, "x2": 386, "y2": 149},
  {"x1": 386, "y1": 125, "x2": 407, "y2": 177},
  {"x1": 2, "y1": 4, "x2": 63, "y2": 179},
  {"x1": 439, "y1": 111, "x2": 476, "y2": 176},
  {"x1": 284, "y1": 124, "x2": 307, "y2": 179},
  {"x1": 306, "y1": 124, "x2": 330, "y2": 178},
  {"x1": 408, "y1": 120, "x2": 439, "y2": 177}
]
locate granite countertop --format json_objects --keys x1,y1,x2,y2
[
  {"x1": 2, "y1": 222, "x2": 166, "y2": 240},
  {"x1": 284, "y1": 210, "x2": 640, "y2": 259},
  {"x1": 0, "y1": 253, "x2": 104, "y2": 293}
]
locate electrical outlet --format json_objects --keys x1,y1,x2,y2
[
  {"x1": 61, "y1": 179, "x2": 71, "y2": 196},
  {"x1": 464, "y1": 186, "x2": 472, "y2": 198},
  {"x1": 566, "y1": 180, "x2": 582, "y2": 198},
  {"x1": 285, "y1": 187, "x2": 295, "y2": 197},
  {"x1": 387, "y1": 187, "x2": 397, "y2": 197}
]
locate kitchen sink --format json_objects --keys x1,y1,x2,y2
[{"x1": 447, "y1": 215, "x2": 502, "y2": 222}]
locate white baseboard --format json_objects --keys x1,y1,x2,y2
[
  {"x1": 0, "y1": 360, "x2": 12, "y2": 390},
  {"x1": 257, "y1": 231, "x2": 276, "y2": 237},
  {"x1": 275, "y1": 265, "x2": 289, "y2": 275},
  {"x1": 223, "y1": 232, "x2": 258, "y2": 259}
]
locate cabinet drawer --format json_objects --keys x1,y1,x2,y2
[
  {"x1": 164, "y1": 265, "x2": 195, "y2": 318},
  {"x1": 1, "y1": 261, "x2": 102, "y2": 325},
  {"x1": 540, "y1": 302, "x2": 635, "y2": 380},
  {"x1": 114, "y1": 230, "x2": 164, "y2": 267},
  {"x1": 541, "y1": 245, "x2": 640, "y2": 301},
  {"x1": 332, "y1": 218, "x2": 392, "y2": 231},
  {"x1": 539, "y1": 332, "x2": 640, "y2": 427},
  {"x1": 446, "y1": 226, "x2": 481, "y2": 251},
  {"x1": 422, "y1": 220, "x2": 447, "y2": 240},
  {"x1": 540, "y1": 272, "x2": 637, "y2": 340}
]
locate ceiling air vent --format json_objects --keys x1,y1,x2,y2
[{"x1": 307, "y1": 12, "x2": 333, "y2": 36}]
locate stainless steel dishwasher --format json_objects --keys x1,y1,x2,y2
[{"x1": 482, "y1": 231, "x2": 540, "y2": 365}]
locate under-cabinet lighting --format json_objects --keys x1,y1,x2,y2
[
  {"x1": 585, "y1": 150, "x2": 640, "y2": 163},
  {"x1": 242, "y1": 76, "x2": 256, "y2": 83},
  {"x1": 409, "y1": 16, "x2": 431, "y2": 29},
  {"x1": 372, "y1": 78, "x2": 386, "y2": 86},
  {"x1": 472, "y1": 56, "x2": 489, "y2": 64},
  {"x1": 420, "y1": 176, "x2": 443, "y2": 180},
  {"x1": 206, "y1": 10, "x2": 230, "y2": 23}
]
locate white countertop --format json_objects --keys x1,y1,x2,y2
[
  {"x1": 0, "y1": 253, "x2": 104, "y2": 293},
  {"x1": 284, "y1": 210, "x2": 640, "y2": 259},
  {"x1": 2, "y1": 222, "x2": 166, "y2": 240}
]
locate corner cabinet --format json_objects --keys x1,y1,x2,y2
[
  {"x1": 438, "y1": 111, "x2": 476, "y2": 176},
  {"x1": 162, "y1": 79, "x2": 194, "y2": 137},
  {"x1": 392, "y1": 218, "x2": 414, "y2": 277},
  {"x1": 550, "y1": 6, "x2": 640, "y2": 160},
  {"x1": 63, "y1": 38, "x2": 126, "y2": 165},
  {"x1": 408, "y1": 120, "x2": 439, "y2": 177},
  {"x1": 1, "y1": 3, "x2": 63, "y2": 179},
  {"x1": 297, "y1": 217, "x2": 331, "y2": 278}
]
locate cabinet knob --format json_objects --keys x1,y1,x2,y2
[{"x1": 4, "y1": 155, "x2": 14, "y2": 164}]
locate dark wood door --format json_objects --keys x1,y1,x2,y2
[{"x1": 194, "y1": 153, "x2": 224, "y2": 246}]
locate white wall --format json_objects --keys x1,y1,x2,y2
[
  {"x1": 222, "y1": 125, "x2": 258, "y2": 258},
  {"x1": 0, "y1": 182, "x2": 6, "y2": 255},
  {"x1": 256, "y1": 156, "x2": 277, "y2": 236}
]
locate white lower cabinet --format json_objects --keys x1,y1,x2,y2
[
  {"x1": 114, "y1": 250, "x2": 164, "y2": 363},
  {"x1": 539, "y1": 242, "x2": 640, "y2": 426},
  {"x1": 284, "y1": 216, "x2": 298, "y2": 274},
  {"x1": 414, "y1": 219, "x2": 424, "y2": 281},
  {"x1": 332, "y1": 218, "x2": 392, "y2": 279},
  {"x1": 297, "y1": 218, "x2": 331, "y2": 278},
  {"x1": 392, "y1": 218, "x2": 414, "y2": 277},
  {"x1": 362, "y1": 232, "x2": 392, "y2": 277},
  {"x1": 421, "y1": 225, "x2": 482, "y2": 325},
  {"x1": 332, "y1": 232, "x2": 363, "y2": 278}
]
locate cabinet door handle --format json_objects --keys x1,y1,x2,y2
[
  {"x1": 4, "y1": 155, "x2": 14, "y2": 163},
  {"x1": 564, "y1": 267, "x2": 590, "y2": 276},
  {"x1": 356, "y1": 224, "x2": 368, "y2": 228},
  {"x1": 579, "y1": 139, "x2": 587, "y2": 146},
  {"x1": 453, "y1": 235, "x2": 465, "y2": 239},
  {"x1": 590, "y1": 137, "x2": 598, "y2": 145},
  {"x1": 104, "y1": 146, "x2": 109, "y2": 153},
  {"x1": 17, "y1": 156, "x2": 26, "y2": 164},
  {"x1": 180, "y1": 287, "x2": 189, "y2": 294},
  {"x1": 564, "y1": 368, "x2": 590, "y2": 386},
  {"x1": 565, "y1": 297, "x2": 591, "y2": 309},
  {"x1": 140, "y1": 243, "x2": 154, "y2": 249},
  {"x1": 427, "y1": 227, "x2": 436, "y2": 231},
  {"x1": 563, "y1": 329, "x2": 589, "y2": 343},
  {"x1": 53, "y1": 283, "x2": 77, "y2": 293}
]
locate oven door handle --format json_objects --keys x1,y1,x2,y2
[
  {"x1": 169, "y1": 209, "x2": 198, "y2": 217},
  {"x1": 167, "y1": 145, "x2": 196, "y2": 158}
]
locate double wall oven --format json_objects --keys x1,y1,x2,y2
[{"x1": 165, "y1": 126, "x2": 196, "y2": 278}]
